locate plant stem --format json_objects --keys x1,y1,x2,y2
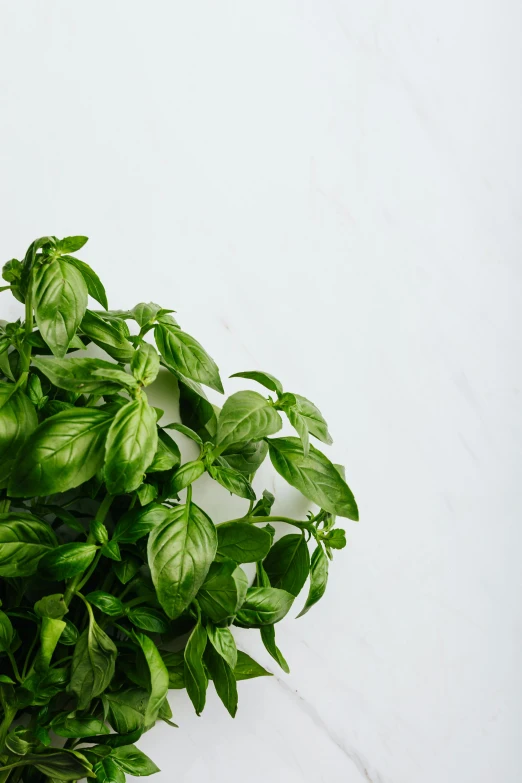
[
  {"x1": 18, "y1": 268, "x2": 34, "y2": 382},
  {"x1": 7, "y1": 653, "x2": 21, "y2": 684},
  {"x1": 64, "y1": 494, "x2": 113, "y2": 606}
]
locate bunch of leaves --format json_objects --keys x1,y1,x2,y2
[{"x1": 0, "y1": 236, "x2": 358, "y2": 782}]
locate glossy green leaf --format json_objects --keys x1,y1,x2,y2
[
  {"x1": 114, "y1": 503, "x2": 171, "y2": 544},
  {"x1": 263, "y1": 534, "x2": 310, "y2": 597},
  {"x1": 184, "y1": 620, "x2": 208, "y2": 715},
  {"x1": 196, "y1": 561, "x2": 243, "y2": 623},
  {"x1": 111, "y1": 744, "x2": 160, "y2": 776},
  {"x1": 63, "y1": 255, "x2": 108, "y2": 309},
  {"x1": 161, "y1": 651, "x2": 185, "y2": 689},
  {"x1": 207, "y1": 624, "x2": 237, "y2": 670},
  {"x1": 0, "y1": 610, "x2": 14, "y2": 652},
  {"x1": 294, "y1": 394, "x2": 333, "y2": 445},
  {"x1": 260, "y1": 623, "x2": 290, "y2": 673},
  {"x1": 167, "y1": 459, "x2": 205, "y2": 494},
  {"x1": 209, "y1": 465, "x2": 255, "y2": 500},
  {"x1": 80, "y1": 309, "x2": 134, "y2": 362},
  {"x1": 164, "y1": 421, "x2": 203, "y2": 446},
  {"x1": 33, "y1": 356, "x2": 135, "y2": 395},
  {"x1": 147, "y1": 429, "x2": 181, "y2": 473},
  {"x1": 131, "y1": 302, "x2": 163, "y2": 327},
  {"x1": 33, "y1": 259, "x2": 88, "y2": 357},
  {"x1": 297, "y1": 545, "x2": 329, "y2": 617},
  {"x1": 94, "y1": 757, "x2": 125, "y2": 783},
  {"x1": 8, "y1": 408, "x2": 112, "y2": 497},
  {"x1": 56, "y1": 236, "x2": 89, "y2": 254},
  {"x1": 267, "y1": 437, "x2": 358, "y2": 520},
  {"x1": 217, "y1": 522, "x2": 271, "y2": 563},
  {"x1": 133, "y1": 632, "x2": 169, "y2": 726},
  {"x1": 155, "y1": 323, "x2": 223, "y2": 393},
  {"x1": 205, "y1": 643, "x2": 238, "y2": 717},
  {"x1": 220, "y1": 438, "x2": 268, "y2": 476},
  {"x1": 235, "y1": 587, "x2": 294, "y2": 628},
  {"x1": 131, "y1": 342, "x2": 160, "y2": 387},
  {"x1": 0, "y1": 513, "x2": 57, "y2": 576},
  {"x1": 233, "y1": 651, "x2": 272, "y2": 680},
  {"x1": 229, "y1": 370, "x2": 283, "y2": 395},
  {"x1": 86, "y1": 591, "x2": 124, "y2": 617},
  {"x1": 0, "y1": 384, "x2": 38, "y2": 464},
  {"x1": 215, "y1": 391, "x2": 282, "y2": 452},
  {"x1": 69, "y1": 604, "x2": 117, "y2": 710},
  {"x1": 105, "y1": 689, "x2": 148, "y2": 734},
  {"x1": 113, "y1": 555, "x2": 141, "y2": 584},
  {"x1": 286, "y1": 406, "x2": 309, "y2": 457},
  {"x1": 52, "y1": 716, "x2": 110, "y2": 739},
  {"x1": 39, "y1": 543, "x2": 97, "y2": 580},
  {"x1": 148, "y1": 502, "x2": 217, "y2": 619},
  {"x1": 127, "y1": 607, "x2": 169, "y2": 634},
  {"x1": 104, "y1": 396, "x2": 158, "y2": 494},
  {"x1": 11, "y1": 749, "x2": 95, "y2": 780}
]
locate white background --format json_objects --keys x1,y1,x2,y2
[{"x1": 1, "y1": 2, "x2": 521, "y2": 781}]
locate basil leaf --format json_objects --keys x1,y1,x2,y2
[
  {"x1": 161, "y1": 651, "x2": 185, "y2": 689},
  {"x1": 131, "y1": 342, "x2": 160, "y2": 387},
  {"x1": 85, "y1": 591, "x2": 124, "y2": 617},
  {"x1": 113, "y1": 503, "x2": 171, "y2": 544},
  {"x1": 9, "y1": 408, "x2": 112, "y2": 498},
  {"x1": 127, "y1": 608, "x2": 169, "y2": 634},
  {"x1": 56, "y1": 236, "x2": 89, "y2": 254},
  {"x1": 196, "y1": 561, "x2": 242, "y2": 623},
  {"x1": 131, "y1": 302, "x2": 163, "y2": 328},
  {"x1": 52, "y1": 716, "x2": 110, "y2": 739},
  {"x1": 0, "y1": 611, "x2": 14, "y2": 652},
  {"x1": 34, "y1": 593, "x2": 68, "y2": 619},
  {"x1": 177, "y1": 378, "x2": 217, "y2": 439},
  {"x1": 104, "y1": 396, "x2": 158, "y2": 494},
  {"x1": 168, "y1": 460, "x2": 205, "y2": 494},
  {"x1": 294, "y1": 394, "x2": 332, "y2": 445},
  {"x1": 233, "y1": 651, "x2": 271, "y2": 680},
  {"x1": 263, "y1": 534, "x2": 310, "y2": 597},
  {"x1": 297, "y1": 545, "x2": 329, "y2": 617},
  {"x1": 216, "y1": 522, "x2": 271, "y2": 563},
  {"x1": 207, "y1": 625, "x2": 237, "y2": 670},
  {"x1": 111, "y1": 744, "x2": 160, "y2": 776},
  {"x1": 132, "y1": 632, "x2": 169, "y2": 726},
  {"x1": 147, "y1": 429, "x2": 181, "y2": 473},
  {"x1": 183, "y1": 620, "x2": 208, "y2": 715},
  {"x1": 113, "y1": 555, "x2": 141, "y2": 585},
  {"x1": 101, "y1": 540, "x2": 121, "y2": 561},
  {"x1": 69, "y1": 604, "x2": 117, "y2": 710},
  {"x1": 252, "y1": 489, "x2": 275, "y2": 517},
  {"x1": 0, "y1": 385, "x2": 38, "y2": 464},
  {"x1": 163, "y1": 421, "x2": 203, "y2": 446},
  {"x1": 60, "y1": 619, "x2": 79, "y2": 646},
  {"x1": 215, "y1": 391, "x2": 282, "y2": 452},
  {"x1": 21, "y1": 749, "x2": 94, "y2": 780},
  {"x1": 80, "y1": 309, "x2": 134, "y2": 362},
  {"x1": 260, "y1": 624, "x2": 290, "y2": 673},
  {"x1": 33, "y1": 356, "x2": 136, "y2": 395},
  {"x1": 267, "y1": 437, "x2": 358, "y2": 520},
  {"x1": 63, "y1": 255, "x2": 108, "y2": 309},
  {"x1": 148, "y1": 502, "x2": 217, "y2": 619},
  {"x1": 209, "y1": 465, "x2": 255, "y2": 500},
  {"x1": 137, "y1": 482, "x2": 158, "y2": 505},
  {"x1": 323, "y1": 528, "x2": 347, "y2": 550},
  {"x1": 105, "y1": 689, "x2": 148, "y2": 734},
  {"x1": 229, "y1": 370, "x2": 283, "y2": 395},
  {"x1": 205, "y1": 643, "x2": 238, "y2": 718},
  {"x1": 155, "y1": 324, "x2": 223, "y2": 393},
  {"x1": 220, "y1": 439, "x2": 268, "y2": 476},
  {"x1": 235, "y1": 587, "x2": 294, "y2": 627},
  {"x1": 39, "y1": 543, "x2": 97, "y2": 580},
  {"x1": 33, "y1": 259, "x2": 88, "y2": 357},
  {"x1": 94, "y1": 757, "x2": 125, "y2": 783},
  {"x1": 0, "y1": 513, "x2": 57, "y2": 576},
  {"x1": 286, "y1": 406, "x2": 309, "y2": 457}
]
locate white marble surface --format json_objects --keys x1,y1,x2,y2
[{"x1": 1, "y1": 2, "x2": 521, "y2": 780}]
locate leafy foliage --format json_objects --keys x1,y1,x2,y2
[{"x1": 0, "y1": 235, "x2": 358, "y2": 781}]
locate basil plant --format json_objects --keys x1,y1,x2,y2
[{"x1": 0, "y1": 236, "x2": 358, "y2": 782}]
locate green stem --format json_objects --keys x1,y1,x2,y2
[
  {"x1": 75, "y1": 550, "x2": 103, "y2": 593},
  {"x1": 7, "y1": 653, "x2": 21, "y2": 684},
  {"x1": 186, "y1": 484, "x2": 192, "y2": 506},
  {"x1": 0, "y1": 702, "x2": 16, "y2": 752},
  {"x1": 22, "y1": 629, "x2": 39, "y2": 680},
  {"x1": 64, "y1": 494, "x2": 113, "y2": 606},
  {"x1": 18, "y1": 269, "x2": 34, "y2": 383}
]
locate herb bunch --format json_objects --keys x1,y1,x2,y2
[{"x1": 0, "y1": 236, "x2": 358, "y2": 782}]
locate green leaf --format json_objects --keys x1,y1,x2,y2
[
  {"x1": 168, "y1": 459, "x2": 205, "y2": 494},
  {"x1": 80, "y1": 309, "x2": 134, "y2": 362},
  {"x1": 286, "y1": 406, "x2": 309, "y2": 457},
  {"x1": 114, "y1": 503, "x2": 171, "y2": 544},
  {"x1": 33, "y1": 259, "x2": 88, "y2": 357},
  {"x1": 263, "y1": 534, "x2": 310, "y2": 597},
  {"x1": 161, "y1": 651, "x2": 185, "y2": 689},
  {"x1": 137, "y1": 482, "x2": 158, "y2": 505},
  {"x1": 155, "y1": 323, "x2": 223, "y2": 393},
  {"x1": 132, "y1": 632, "x2": 169, "y2": 726},
  {"x1": 127, "y1": 607, "x2": 169, "y2": 634},
  {"x1": 34, "y1": 593, "x2": 68, "y2": 619},
  {"x1": 34, "y1": 617, "x2": 66, "y2": 670},
  {"x1": 147, "y1": 429, "x2": 181, "y2": 473},
  {"x1": 32, "y1": 356, "x2": 136, "y2": 395},
  {"x1": 112, "y1": 744, "x2": 160, "y2": 776},
  {"x1": 323, "y1": 528, "x2": 347, "y2": 549},
  {"x1": 177, "y1": 378, "x2": 217, "y2": 439},
  {"x1": 0, "y1": 513, "x2": 57, "y2": 576},
  {"x1": 39, "y1": 542, "x2": 97, "y2": 580},
  {"x1": 196, "y1": 561, "x2": 244, "y2": 623},
  {"x1": 19, "y1": 749, "x2": 95, "y2": 780},
  {"x1": 86, "y1": 591, "x2": 124, "y2": 617},
  {"x1": 131, "y1": 302, "x2": 163, "y2": 328},
  {"x1": 297, "y1": 545, "x2": 329, "y2": 617},
  {"x1": 60, "y1": 619, "x2": 79, "y2": 646},
  {"x1": 94, "y1": 757, "x2": 125, "y2": 783},
  {"x1": 260, "y1": 624, "x2": 290, "y2": 673},
  {"x1": 294, "y1": 394, "x2": 333, "y2": 445},
  {"x1": 217, "y1": 522, "x2": 272, "y2": 563},
  {"x1": 104, "y1": 396, "x2": 158, "y2": 494},
  {"x1": 233, "y1": 651, "x2": 272, "y2": 680},
  {"x1": 69, "y1": 604, "x2": 117, "y2": 710},
  {"x1": 235, "y1": 587, "x2": 294, "y2": 628},
  {"x1": 205, "y1": 643, "x2": 238, "y2": 717},
  {"x1": 220, "y1": 439, "x2": 268, "y2": 476},
  {"x1": 148, "y1": 502, "x2": 217, "y2": 619},
  {"x1": 105, "y1": 689, "x2": 148, "y2": 734},
  {"x1": 52, "y1": 715, "x2": 110, "y2": 739},
  {"x1": 101, "y1": 540, "x2": 121, "y2": 561},
  {"x1": 163, "y1": 421, "x2": 203, "y2": 446},
  {"x1": 229, "y1": 370, "x2": 283, "y2": 395},
  {"x1": 207, "y1": 624, "x2": 237, "y2": 670},
  {"x1": 267, "y1": 437, "x2": 358, "y2": 520},
  {"x1": 63, "y1": 255, "x2": 108, "y2": 309},
  {"x1": 209, "y1": 465, "x2": 255, "y2": 500},
  {"x1": 131, "y1": 342, "x2": 160, "y2": 387},
  {"x1": 56, "y1": 236, "x2": 89, "y2": 254},
  {"x1": 0, "y1": 610, "x2": 14, "y2": 652},
  {"x1": 113, "y1": 555, "x2": 141, "y2": 584},
  {"x1": 215, "y1": 391, "x2": 282, "y2": 452},
  {"x1": 8, "y1": 408, "x2": 112, "y2": 497},
  {"x1": 0, "y1": 385, "x2": 38, "y2": 464},
  {"x1": 26, "y1": 373, "x2": 46, "y2": 409},
  {"x1": 184, "y1": 620, "x2": 208, "y2": 715}
]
